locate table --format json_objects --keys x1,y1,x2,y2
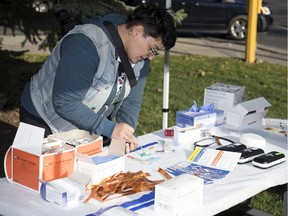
[{"x1": 0, "y1": 125, "x2": 287, "y2": 216}]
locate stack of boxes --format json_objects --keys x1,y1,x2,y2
[
  {"x1": 5, "y1": 123, "x2": 77, "y2": 192},
  {"x1": 4, "y1": 122, "x2": 126, "y2": 207},
  {"x1": 176, "y1": 83, "x2": 270, "y2": 131}
]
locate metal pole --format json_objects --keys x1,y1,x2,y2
[
  {"x1": 245, "y1": 0, "x2": 259, "y2": 63},
  {"x1": 162, "y1": 0, "x2": 172, "y2": 129}
]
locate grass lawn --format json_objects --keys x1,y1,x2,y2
[
  {"x1": 0, "y1": 51, "x2": 287, "y2": 216},
  {"x1": 136, "y1": 55, "x2": 287, "y2": 134}
]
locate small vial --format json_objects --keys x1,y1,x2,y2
[{"x1": 164, "y1": 129, "x2": 174, "y2": 153}]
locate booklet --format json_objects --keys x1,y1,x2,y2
[{"x1": 165, "y1": 147, "x2": 241, "y2": 184}]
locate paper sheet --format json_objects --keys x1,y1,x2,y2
[{"x1": 165, "y1": 147, "x2": 241, "y2": 184}]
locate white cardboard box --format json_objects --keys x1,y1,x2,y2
[
  {"x1": 203, "y1": 83, "x2": 245, "y2": 115},
  {"x1": 173, "y1": 126, "x2": 204, "y2": 149},
  {"x1": 40, "y1": 171, "x2": 91, "y2": 208},
  {"x1": 226, "y1": 97, "x2": 271, "y2": 130},
  {"x1": 76, "y1": 139, "x2": 126, "y2": 183},
  {"x1": 48, "y1": 129, "x2": 103, "y2": 156},
  {"x1": 154, "y1": 174, "x2": 204, "y2": 216}
]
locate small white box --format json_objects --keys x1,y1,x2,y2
[
  {"x1": 77, "y1": 139, "x2": 126, "y2": 183},
  {"x1": 154, "y1": 174, "x2": 204, "y2": 216},
  {"x1": 173, "y1": 126, "x2": 203, "y2": 149},
  {"x1": 40, "y1": 171, "x2": 90, "y2": 208},
  {"x1": 226, "y1": 97, "x2": 271, "y2": 130},
  {"x1": 48, "y1": 129, "x2": 103, "y2": 156},
  {"x1": 203, "y1": 83, "x2": 245, "y2": 115}
]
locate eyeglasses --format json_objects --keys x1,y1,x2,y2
[
  {"x1": 146, "y1": 36, "x2": 159, "y2": 56},
  {"x1": 193, "y1": 136, "x2": 235, "y2": 149},
  {"x1": 149, "y1": 44, "x2": 159, "y2": 56}
]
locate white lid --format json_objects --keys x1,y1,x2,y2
[{"x1": 239, "y1": 133, "x2": 266, "y2": 149}]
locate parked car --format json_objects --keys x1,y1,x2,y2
[{"x1": 125, "y1": 0, "x2": 273, "y2": 40}]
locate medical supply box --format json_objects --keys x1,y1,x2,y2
[
  {"x1": 226, "y1": 97, "x2": 271, "y2": 130},
  {"x1": 176, "y1": 108, "x2": 225, "y2": 128},
  {"x1": 176, "y1": 110, "x2": 217, "y2": 128},
  {"x1": 40, "y1": 171, "x2": 91, "y2": 208},
  {"x1": 76, "y1": 138, "x2": 126, "y2": 183},
  {"x1": 4, "y1": 122, "x2": 76, "y2": 192},
  {"x1": 154, "y1": 174, "x2": 204, "y2": 216},
  {"x1": 173, "y1": 126, "x2": 204, "y2": 149},
  {"x1": 203, "y1": 83, "x2": 245, "y2": 114},
  {"x1": 48, "y1": 129, "x2": 103, "y2": 156}
]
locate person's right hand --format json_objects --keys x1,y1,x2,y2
[{"x1": 111, "y1": 123, "x2": 137, "y2": 144}]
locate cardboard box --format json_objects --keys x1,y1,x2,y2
[
  {"x1": 173, "y1": 126, "x2": 203, "y2": 149},
  {"x1": 176, "y1": 110, "x2": 217, "y2": 128},
  {"x1": 226, "y1": 97, "x2": 271, "y2": 130},
  {"x1": 40, "y1": 171, "x2": 91, "y2": 208},
  {"x1": 203, "y1": 83, "x2": 245, "y2": 114},
  {"x1": 154, "y1": 174, "x2": 204, "y2": 216},
  {"x1": 76, "y1": 139, "x2": 126, "y2": 183},
  {"x1": 5, "y1": 122, "x2": 76, "y2": 192},
  {"x1": 48, "y1": 129, "x2": 103, "y2": 156}
]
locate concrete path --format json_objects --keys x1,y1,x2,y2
[
  {"x1": 171, "y1": 36, "x2": 287, "y2": 66},
  {"x1": 0, "y1": 34, "x2": 287, "y2": 66}
]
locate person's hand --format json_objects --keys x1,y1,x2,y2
[
  {"x1": 112, "y1": 123, "x2": 138, "y2": 152},
  {"x1": 125, "y1": 139, "x2": 139, "y2": 154}
]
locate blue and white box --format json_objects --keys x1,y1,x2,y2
[
  {"x1": 176, "y1": 110, "x2": 217, "y2": 128},
  {"x1": 40, "y1": 171, "x2": 90, "y2": 208}
]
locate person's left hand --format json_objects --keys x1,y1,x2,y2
[{"x1": 125, "y1": 139, "x2": 139, "y2": 154}]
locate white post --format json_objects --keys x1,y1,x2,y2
[
  {"x1": 162, "y1": 0, "x2": 172, "y2": 129},
  {"x1": 162, "y1": 52, "x2": 170, "y2": 129}
]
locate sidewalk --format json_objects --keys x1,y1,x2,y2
[
  {"x1": 0, "y1": 34, "x2": 287, "y2": 66},
  {"x1": 0, "y1": 35, "x2": 50, "y2": 55},
  {"x1": 171, "y1": 37, "x2": 287, "y2": 66}
]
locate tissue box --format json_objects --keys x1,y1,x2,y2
[
  {"x1": 226, "y1": 97, "x2": 271, "y2": 130},
  {"x1": 4, "y1": 123, "x2": 76, "y2": 192},
  {"x1": 48, "y1": 129, "x2": 103, "y2": 156},
  {"x1": 154, "y1": 174, "x2": 204, "y2": 216},
  {"x1": 40, "y1": 171, "x2": 90, "y2": 208},
  {"x1": 77, "y1": 139, "x2": 126, "y2": 183},
  {"x1": 203, "y1": 83, "x2": 245, "y2": 114},
  {"x1": 176, "y1": 110, "x2": 217, "y2": 128}
]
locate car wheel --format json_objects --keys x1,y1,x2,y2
[
  {"x1": 228, "y1": 15, "x2": 247, "y2": 40},
  {"x1": 257, "y1": 15, "x2": 268, "y2": 32}
]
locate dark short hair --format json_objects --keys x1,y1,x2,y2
[{"x1": 126, "y1": 3, "x2": 177, "y2": 50}]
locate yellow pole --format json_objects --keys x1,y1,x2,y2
[
  {"x1": 245, "y1": 0, "x2": 259, "y2": 64},
  {"x1": 257, "y1": 0, "x2": 262, "y2": 13}
]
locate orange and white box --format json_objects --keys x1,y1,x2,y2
[
  {"x1": 4, "y1": 122, "x2": 76, "y2": 192},
  {"x1": 48, "y1": 129, "x2": 103, "y2": 156}
]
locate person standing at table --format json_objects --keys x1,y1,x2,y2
[{"x1": 19, "y1": 3, "x2": 177, "y2": 152}]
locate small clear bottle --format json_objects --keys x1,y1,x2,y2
[{"x1": 164, "y1": 129, "x2": 174, "y2": 153}]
